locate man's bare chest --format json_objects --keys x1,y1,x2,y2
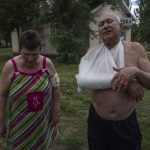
[{"x1": 124, "y1": 44, "x2": 138, "y2": 67}]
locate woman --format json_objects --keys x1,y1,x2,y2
[{"x1": 0, "y1": 30, "x2": 61, "y2": 149}]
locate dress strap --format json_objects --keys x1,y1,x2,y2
[
  {"x1": 43, "y1": 56, "x2": 47, "y2": 69},
  {"x1": 11, "y1": 59, "x2": 19, "y2": 72}
]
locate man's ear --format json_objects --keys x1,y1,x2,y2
[{"x1": 120, "y1": 23, "x2": 124, "y2": 32}]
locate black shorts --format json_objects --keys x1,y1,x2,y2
[{"x1": 88, "y1": 104, "x2": 142, "y2": 150}]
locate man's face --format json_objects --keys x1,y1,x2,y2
[
  {"x1": 98, "y1": 14, "x2": 121, "y2": 41},
  {"x1": 21, "y1": 47, "x2": 40, "y2": 66}
]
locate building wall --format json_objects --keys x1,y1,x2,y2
[{"x1": 125, "y1": 27, "x2": 131, "y2": 41}]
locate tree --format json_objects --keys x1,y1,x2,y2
[
  {"x1": 0, "y1": 0, "x2": 43, "y2": 46},
  {"x1": 81, "y1": 0, "x2": 105, "y2": 9},
  {"x1": 137, "y1": 0, "x2": 150, "y2": 43},
  {"x1": 124, "y1": 0, "x2": 131, "y2": 7},
  {"x1": 49, "y1": 0, "x2": 123, "y2": 63},
  {"x1": 49, "y1": 0, "x2": 94, "y2": 63},
  {"x1": 1, "y1": 0, "x2": 133, "y2": 63},
  {"x1": 0, "y1": 0, "x2": 95, "y2": 63},
  {"x1": 131, "y1": 23, "x2": 140, "y2": 41},
  {"x1": 0, "y1": 0, "x2": 42, "y2": 31}
]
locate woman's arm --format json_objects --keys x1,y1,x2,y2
[
  {"x1": 46, "y1": 58, "x2": 61, "y2": 126},
  {"x1": 0, "y1": 60, "x2": 13, "y2": 134}
]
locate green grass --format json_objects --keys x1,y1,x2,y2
[
  {"x1": 0, "y1": 48, "x2": 150, "y2": 150},
  {"x1": 0, "y1": 48, "x2": 13, "y2": 71}
]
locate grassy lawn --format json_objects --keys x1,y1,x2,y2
[{"x1": 0, "y1": 48, "x2": 150, "y2": 150}]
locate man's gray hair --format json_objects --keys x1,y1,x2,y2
[{"x1": 97, "y1": 12, "x2": 121, "y2": 25}]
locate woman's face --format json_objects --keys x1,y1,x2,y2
[{"x1": 21, "y1": 47, "x2": 40, "y2": 66}]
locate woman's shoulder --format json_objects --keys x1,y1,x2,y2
[
  {"x1": 1, "y1": 58, "x2": 15, "y2": 80},
  {"x1": 43, "y1": 56, "x2": 56, "y2": 76},
  {"x1": 3, "y1": 57, "x2": 15, "y2": 70}
]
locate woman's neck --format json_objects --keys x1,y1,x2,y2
[{"x1": 19, "y1": 56, "x2": 41, "y2": 71}]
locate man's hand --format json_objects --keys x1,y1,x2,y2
[
  {"x1": 111, "y1": 67, "x2": 139, "y2": 91},
  {"x1": 127, "y1": 82, "x2": 144, "y2": 102}
]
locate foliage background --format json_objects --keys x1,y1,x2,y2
[{"x1": 0, "y1": 0, "x2": 132, "y2": 63}]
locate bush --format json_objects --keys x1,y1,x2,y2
[{"x1": 49, "y1": 0, "x2": 93, "y2": 64}]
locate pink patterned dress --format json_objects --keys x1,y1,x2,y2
[{"x1": 6, "y1": 57, "x2": 57, "y2": 149}]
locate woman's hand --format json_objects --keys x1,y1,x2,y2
[
  {"x1": 0, "y1": 122, "x2": 6, "y2": 136},
  {"x1": 50, "y1": 110, "x2": 60, "y2": 127}
]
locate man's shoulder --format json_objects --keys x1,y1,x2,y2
[
  {"x1": 124, "y1": 41, "x2": 143, "y2": 48},
  {"x1": 123, "y1": 41, "x2": 145, "y2": 53}
]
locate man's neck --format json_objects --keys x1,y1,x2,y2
[{"x1": 104, "y1": 38, "x2": 120, "y2": 49}]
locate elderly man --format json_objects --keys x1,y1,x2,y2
[{"x1": 76, "y1": 12, "x2": 150, "y2": 150}]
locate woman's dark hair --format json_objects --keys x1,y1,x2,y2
[{"x1": 19, "y1": 30, "x2": 41, "y2": 50}]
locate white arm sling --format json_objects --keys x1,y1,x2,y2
[{"x1": 76, "y1": 40, "x2": 124, "y2": 91}]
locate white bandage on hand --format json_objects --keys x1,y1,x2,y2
[{"x1": 50, "y1": 73, "x2": 60, "y2": 87}]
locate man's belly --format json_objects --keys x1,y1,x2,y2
[{"x1": 91, "y1": 89, "x2": 137, "y2": 120}]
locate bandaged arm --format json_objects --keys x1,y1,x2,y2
[
  {"x1": 50, "y1": 73, "x2": 60, "y2": 113},
  {"x1": 46, "y1": 58, "x2": 61, "y2": 122},
  {"x1": 50, "y1": 73, "x2": 60, "y2": 87},
  {"x1": 50, "y1": 73, "x2": 61, "y2": 111},
  {"x1": 46, "y1": 61, "x2": 60, "y2": 124},
  {"x1": 50, "y1": 73, "x2": 61, "y2": 127}
]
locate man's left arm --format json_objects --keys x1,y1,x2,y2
[
  {"x1": 135, "y1": 42, "x2": 150, "y2": 87},
  {"x1": 124, "y1": 42, "x2": 149, "y2": 101},
  {"x1": 112, "y1": 42, "x2": 150, "y2": 90},
  {"x1": 135, "y1": 42, "x2": 150, "y2": 71}
]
